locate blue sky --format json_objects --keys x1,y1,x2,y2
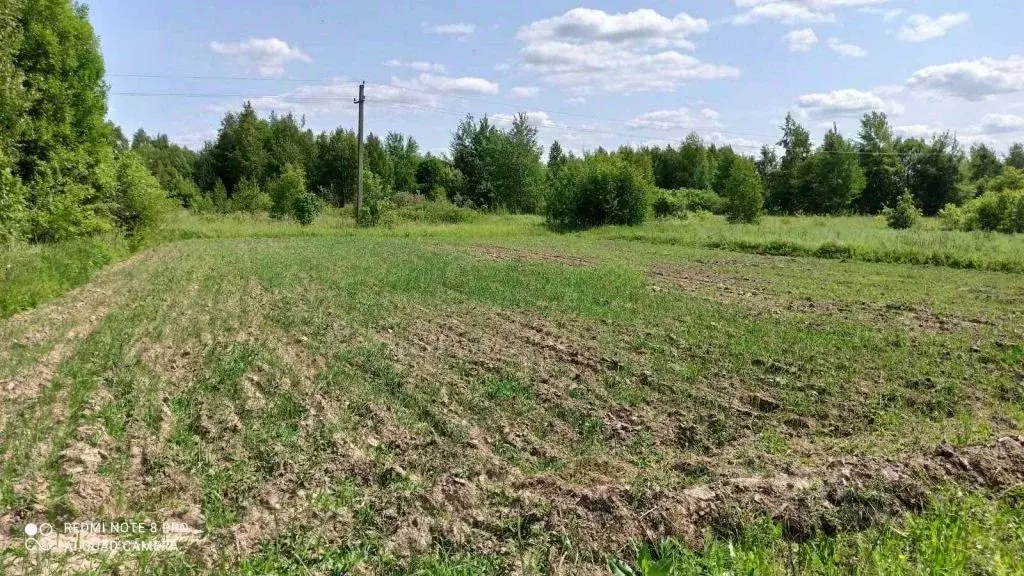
[{"x1": 89, "y1": 0, "x2": 1024, "y2": 156}]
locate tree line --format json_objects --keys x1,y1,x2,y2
[{"x1": 3, "y1": 0, "x2": 1024, "y2": 244}]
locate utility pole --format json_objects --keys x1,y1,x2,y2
[{"x1": 354, "y1": 81, "x2": 365, "y2": 220}]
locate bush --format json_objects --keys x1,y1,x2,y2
[
  {"x1": 392, "y1": 201, "x2": 479, "y2": 224},
  {"x1": 0, "y1": 168, "x2": 27, "y2": 243},
  {"x1": 392, "y1": 192, "x2": 427, "y2": 207},
  {"x1": 358, "y1": 171, "x2": 394, "y2": 227},
  {"x1": 269, "y1": 164, "x2": 307, "y2": 219},
  {"x1": 937, "y1": 203, "x2": 968, "y2": 231},
  {"x1": 28, "y1": 174, "x2": 113, "y2": 243},
  {"x1": 546, "y1": 155, "x2": 651, "y2": 229},
  {"x1": 882, "y1": 192, "x2": 921, "y2": 230},
  {"x1": 653, "y1": 188, "x2": 724, "y2": 218},
  {"x1": 957, "y1": 188, "x2": 1024, "y2": 233},
  {"x1": 232, "y1": 178, "x2": 271, "y2": 213},
  {"x1": 721, "y1": 158, "x2": 763, "y2": 223},
  {"x1": 111, "y1": 152, "x2": 173, "y2": 235},
  {"x1": 292, "y1": 192, "x2": 320, "y2": 225}
]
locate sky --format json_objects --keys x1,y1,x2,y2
[{"x1": 88, "y1": 0, "x2": 1024, "y2": 156}]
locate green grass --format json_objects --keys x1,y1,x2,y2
[
  {"x1": 611, "y1": 492, "x2": 1024, "y2": 575},
  {"x1": 1, "y1": 210, "x2": 1023, "y2": 573}
]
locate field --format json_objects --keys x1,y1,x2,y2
[{"x1": 2, "y1": 213, "x2": 1024, "y2": 574}]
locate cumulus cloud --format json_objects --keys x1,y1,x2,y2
[
  {"x1": 384, "y1": 60, "x2": 447, "y2": 73},
  {"x1": 785, "y1": 28, "x2": 819, "y2": 51},
  {"x1": 626, "y1": 107, "x2": 723, "y2": 131},
  {"x1": 245, "y1": 78, "x2": 435, "y2": 117},
  {"x1": 893, "y1": 124, "x2": 943, "y2": 139},
  {"x1": 423, "y1": 22, "x2": 475, "y2": 36},
  {"x1": 492, "y1": 111, "x2": 557, "y2": 128},
  {"x1": 860, "y1": 7, "x2": 904, "y2": 22},
  {"x1": 516, "y1": 8, "x2": 737, "y2": 93},
  {"x1": 392, "y1": 73, "x2": 499, "y2": 95},
  {"x1": 897, "y1": 13, "x2": 969, "y2": 42},
  {"x1": 509, "y1": 86, "x2": 540, "y2": 98},
  {"x1": 827, "y1": 38, "x2": 867, "y2": 57},
  {"x1": 517, "y1": 7, "x2": 709, "y2": 50},
  {"x1": 210, "y1": 38, "x2": 311, "y2": 77},
  {"x1": 732, "y1": 0, "x2": 890, "y2": 25},
  {"x1": 907, "y1": 56, "x2": 1024, "y2": 101},
  {"x1": 796, "y1": 88, "x2": 904, "y2": 117},
  {"x1": 980, "y1": 113, "x2": 1024, "y2": 134}
]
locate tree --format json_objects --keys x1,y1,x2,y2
[
  {"x1": 546, "y1": 154, "x2": 651, "y2": 229},
  {"x1": 385, "y1": 132, "x2": 420, "y2": 194},
  {"x1": 268, "y1": 164, "x2": 307, "y2": 218},
  {"x1": 365, "y1": 133, "x2": 393, "y2": 191},
  {"x1": 210, "y1": 102, "x2": 268, "y2": 194},
  {"x1": 1006, "y1": 143, "x2": 1024, "y2": 170},
  {"x1": 131, "y1": 130, "x2": 199, "y2": 207},
  {"x1": 310, "y1": 128, "x2": 358, "y2": 206},
  {"x1": 487, "y1": 114, "x2": 546, "y2": 213},
  {"x1": 968, "y1": 143, "x2": 1003, "y2": 182},
  {"x1": 711, "y1": 146, "x2": 739, "y2": 197},
  {"x1": 721, "y1": 156, "x2": 764, "y2": 223},
  {"x1": 677, "y1": 133, "x2": 713, "y2": 190},
  {"x1": 755, "y1": 145, "x2": 778, "y2": 189},
  {"x1": 802, "y1": 126, "x2": 865, "y2": 214},
  {"x1": 451, "y1": 114, "x2": 500, "y2": 207},
  {"x1": 769, "y1": 113, "x2": 812, "y2": 213},
  {"x1": 415, "y1": 155, "x2": 463, "y2": 201},
  {"x1": 883, "y1": 191, "x2": 921, "y2": 229},
  {"x1": 900, "y1": 133, "x2": 965, "y2": 216},
  {"x1": 856, "y1": 112, "x2": 903, "y2": 213},
  {"x1": 547, "y1": 140, "x2": 567, "y2": 176}
]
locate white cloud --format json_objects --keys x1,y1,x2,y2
[
  {"x1": 732, "y1": 0, "x2": 890, "y2": 25},
  {"x1": 210, "y1": 38, "x2": 311, "y2": 77},
  {"x1": 860, "y1": 7, "x2": 904, "y2": 22},
  {"x1": 897, "y1": 12, "x2": 966, "y2": 42},
  {"x1": 893, "y1": 124, "x2": 943, "y2": 139},
  {"x1": 515, "y1": 8, "x2": 736, "y2": 93},
  {"x1": 392, "y1": 73, "x2": 499, "y2": 95},
  {"x1": 517, "y1": 7, "x2": 709, "y2": 50},
  {"x1": 384, "y1": 60, "x2": 447, "y2": 73},
  {"x1": 785, "y1": 28, "x2": 818, "y2": 51},
  {"x1": 907, "y1": 56, "x2": 1024, "y2": 101},
  {"x1": 245, "y1": 78, "x2": 436, "y2": 117},
  {"x1": 492, "y1": 111, "x2": 557, "y2": 128},
  {"x1": 827, "y1": 38, "x2": 867, "y2": 57},
  {"x1": 423, "y1": 22, "x2": 475, "y2": 36},
  {"x1": 796, "y1": 88, "x2": 904, "y2": 117},
  {"x1": 897, "y1": 13, "x2": 969, "y2": 42},
  {"x1": 626, "y1": 107, "x2": 723, "y2": 131},
  {"x1": 980, "y1": 113, "x2": 1024, "y2": 134},
  {"x1": 509, "y1": 86, "x2": 540, "y2": 98},
  {"x1": 564, "y1": 96, "x2": 587, "y2": 105}
]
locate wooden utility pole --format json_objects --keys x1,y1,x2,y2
[{"x1": 354, "y1": 82, "x2": 366, "y2": 219}]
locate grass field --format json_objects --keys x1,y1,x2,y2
[{"x1": 1, "y1": 212, "x2": 1023, "y2": 574}]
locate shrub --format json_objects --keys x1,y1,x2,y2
[
  {"x1": 0, "y1": 168, "x2": 27, "y2": 243},
  {"x1": 882, "y1": 192, "x2": 921, "y2": 230},
  {"x1": 269, "y1": 164, "x2": 307, "y2": 219},
  {"x1": 721, "y1": 158, "x2": 763, "y2": 223},
  {"x1": 392, "y1": 201, "x2": 479, "y2": 224},
  {"x1": 392, "y1": 191, "x2": 427, "y2": 208},
  {"x1": 937, "y1": 203, "x2": 968, "y2": 231},
  {"x1": 958, "y1": 188, "x2": 1024, "y2": 233},
  {"x1": 546, "y1": 155, "x2": 651, "y2": 229},
  {"x1": 292, "y1": 192, "x2": 320, "y2": 226},
  {"x1": 358, "y1": 171, "x2": 394, "y2": 227},
  {"x1": 232, "y1": 178, "x2": 271, "y2": 213},
  {"x1": 111, "y1": 152, "x2": 173, "y2": 235},
  {"x1": 28, "y1": 170, "x2": 113, "y2": 243},
  {"x1": 653, "y1": 188, "x2": 725, "y2": 217}
]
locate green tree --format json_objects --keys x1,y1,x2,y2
[
  {"x1": 883, "y1": 191, "x2": 921, "y2": 229},
  {"x1": 755, "y1": 145, "x2": 778, "y2": 190},
  {"x1": 232, "y1": 177, "x2": 270, "y2": 213},
  {"x1": 968, "y1": 143, "x2": 1003, "y2": 182},
  {"x1": 721, "y1": 156, "x2": 764, "y2": 223},
  {"x1": 451, "y1": 114, "x2": 500, "y2": 207},
  {"x1": 769, "y1": 113, "x2": 812, "y2": 213},
  {"x1": 110, "y1": 151, "x2": 172, "y2": 235},
  {"x1": 1006, "y1": 143, "x2": 1024, "y2": 170},
  {"x1": 899, "y1": 133, "x2": 965, "y2": 216},
  {"x1": 677, "y1": 133, "x2": 713, "y2": 190},
  {"x1": 546, "y1": 154, "x2": 651, "y2": 229},
  {"x1": 415, "y1": 155, "x2": 463, "y2": 201},
  {"x1": 210, "y1": 102, "x2": 268, "y2": 194},
  {"x1": 268, "y1": 164, "x2": 307, "y2": 218},
  {"x1": 365, "y1": 133, "x2": 393, "y2": 191},
  {"x1": 310, "y1": 128, "x2": 358, "y2": 206},
  {"x1": 857, "y1": 112, "x2": 903, "y2": 213},
  {"x1": 384, "y1": 132, "x2": 420, "y2": 194},
  {"x1": 802, "y1": 126, "x2": 865, "y2": 214},
  {"x1": 131, "y1": 130, "x2": 199, "y2": 207},
  {"x1": 547, "y1": 140, "x2": 567, "y2": 176}
]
